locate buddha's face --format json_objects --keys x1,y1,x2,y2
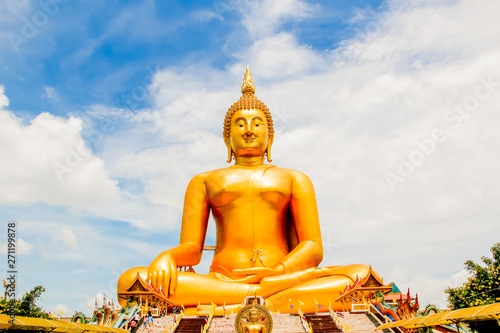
[
  {"x1": 228, "y1": 108, "x2": 270, "y2": 159},
  {"x1": 249, "y1": 310, "x2": 258, "y2": 322}
]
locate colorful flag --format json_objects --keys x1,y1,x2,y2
[
  {"x1": 352, "y1": 297, "x2": 357, "y2": 303},
  {"x1": 336, "y1": 311, "x2": 344, "y2": 318},
  {"x1": 314, "y1": 299, "x2": 323, "y2": 308},
  {"x1": 289, "y1": 304, "x2": 295, "y2": 309}
]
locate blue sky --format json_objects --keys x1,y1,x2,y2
[
  {"x1": 1, "y1": 0, "x2": 500, "y2": 315},
  {"x1": 2, "y1": 0, "x2": 379, "y2": 115}
]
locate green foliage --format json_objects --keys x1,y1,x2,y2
[
  {"x1": 0, "y1": 285, "x2": 50, "y2": 319},
  {"x1": 445, "y1": 241, "x2": 500, "y2": 332}
]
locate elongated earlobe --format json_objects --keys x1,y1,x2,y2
[
  {"x1": 227, "y1": 146, "x2": 233, "y2": 163},
  {"x1": 224, "y1": 136, "x2": 233, "y2": 163},
  {"x1": 266, "y1": 133, "x2": 274, "y2": 162}
]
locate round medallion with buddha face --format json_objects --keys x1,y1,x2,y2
[{"x1": 235, "y1": 302, "x2": 273, "y2": 333}]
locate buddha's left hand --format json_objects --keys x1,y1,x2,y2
[{"x1": 231, "y1": 265, "x2": 285, "y2": 284}]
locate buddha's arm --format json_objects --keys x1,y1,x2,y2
[
  {"x1": 277, "y1": 171, "x2": 323, "y2": 273},
  {"x1": 148, "y1": 173, "x2": 210, "y2": 293},
  {"x1": 176, "y1": 173, "x2": 210, "y2": 266}
]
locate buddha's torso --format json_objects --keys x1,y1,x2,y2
[
  {"x1": 242, "y1": 323, "x2": 266, "y2": 333},
  {"x1": 204, "y1": 164, "x2": 293, "y2": 277}
]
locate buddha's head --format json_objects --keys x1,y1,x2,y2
[
  {"x1": 249, "y1": 309, "x2": 259, "y2": 323},
  {"x1": 223, "y1": 66, "x2": 274, "y2": 163}
]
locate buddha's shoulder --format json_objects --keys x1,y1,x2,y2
[
  {"x1": 268, "y1": 166, "x2": 311, "y2": 179},
  {"x1": 190, "y1": 165, "x2": 312, "y2": 182},
  {"x1": 186, "y1": 167, "x2": 230, "y2": 183}
]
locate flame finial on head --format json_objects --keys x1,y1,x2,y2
[{"x1": 241, "y1": 65, "x2": 256, "y2": 95}]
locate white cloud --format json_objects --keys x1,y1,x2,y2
[
  {"x1": 0, "y1": 109, "x2": 121, "y2": 209},
  {"x1": 189, "y1": 9, "x2": 220, "y2": 22},
  {"x1": 78, "y1": 292, "x2": 122, "y2": 315},
  {"x1": 43, "y1": 86, "x2": 59, "y2": 100},
  {"x1": 81, "y1": 293, "x2": 103, "y2": 315},
  {"x1": 0, "y1": 0, "x2": 31, "y2": 24},
  {"x1": 53, "y1": 226, "x2": 78, "y2": 249},
  {"x1": 385, "y1": 268, "x2": 471, "y2": 309},
  {"x1": 45, "y1": 303, "x2": 70, "y2": 316},
  {"x1": 18, "y1": 238, "x2": 34, "y2": 254},
  {"x1": 0, "y1": 85, "x2": 9, "y2": 108},
  {"x1": 0, "y1": 238, "x2": 34, "y2": 255},
  {"x1": 238, "y1": 0, "x2": 316, "y2": 38},
  {"x1": 232, "y1": 33, "x2": 325, "y2": 80}
]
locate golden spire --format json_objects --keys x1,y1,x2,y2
[{"x1": 241, "y1": 65, "x2": 256, "y2": 95}]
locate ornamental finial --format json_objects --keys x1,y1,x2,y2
[{"x1": 241, "y1": 65, "x2": 256, "y2": 95}]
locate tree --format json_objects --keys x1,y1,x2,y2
[
  {"x1": 0, "y1": 285, "x2": 50, "y2": 319},
  {"x1": 445, "y1": 241, "x2": 500, "y2": 332}
]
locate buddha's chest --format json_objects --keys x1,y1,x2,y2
[{"x1": 206, "y1": 168, "x2": 291, "y2": 208}]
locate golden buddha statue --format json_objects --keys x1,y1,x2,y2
[
  {"x1": 242, "y1": 310, "x2": 266, "y2": 333},
  {"x1": 117, "y1": 66, "x2": 377, "y2": 314}
]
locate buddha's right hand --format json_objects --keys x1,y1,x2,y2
[{"x1": 147, "y1": 251, "x2": 177, "y2": 296}]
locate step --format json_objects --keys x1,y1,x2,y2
[
  {"x1": 208, "y1": 314, "x2": 306, "y2": 333},
  {"x1": 136, "y1": 315, "x2": 175, "y2": 333},
  {"x1": 336, "y1": 312, "x2": 380, "y2": 333},
  {"x1": 304, "y1": 314, "x2": 341, "y2": 333},
  {"x1": 176, "y1": 317, "x2": 207, "y2": 333}
]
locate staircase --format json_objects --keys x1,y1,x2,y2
[
  {"x1": 209, "y1": 315, "x2": 235, "y2": 332},
  {"x1": 175, "y1": 316, "x2": 206, "y2": 332},
  {"x1": 304, "y1": 314, "x2": 341, "y2": 333},
  {"x1": 202, "y1": 313, "x2": 306, "y2": 333},
  {"x1": 365, "y1": 311, "x2": 404, "y2": 333},
  {"x1": 337, "y1": 312, "x2": 381, "y2": 333},
  {"x1": 136, "y1": 316, "x2": 174, "y2": 333},
  {"x1": 272, "y1": 314, "x2": 306, "y2": 333}
]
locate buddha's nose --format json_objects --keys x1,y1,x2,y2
[{"x1": 244, "y1": 131, "x2": 255, "y2": 137}]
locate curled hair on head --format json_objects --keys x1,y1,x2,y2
[
  {"x1": 223, "y1": 66, "x2": 274, "y2": 163},
  {"x1": 223, "y1": 93, "x2": 274, "y2": 141}
]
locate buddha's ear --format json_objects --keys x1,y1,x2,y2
[
  {"x1": 224, "y1": 135, "x2": 233, "y2": 163},
  {"x1": 266, "y1": 133, "x2": 274, "y2": 163}
]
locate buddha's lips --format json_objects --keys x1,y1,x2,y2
[{"x1": 243, "y1": 133, "x2": 257, "y2": 143}]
